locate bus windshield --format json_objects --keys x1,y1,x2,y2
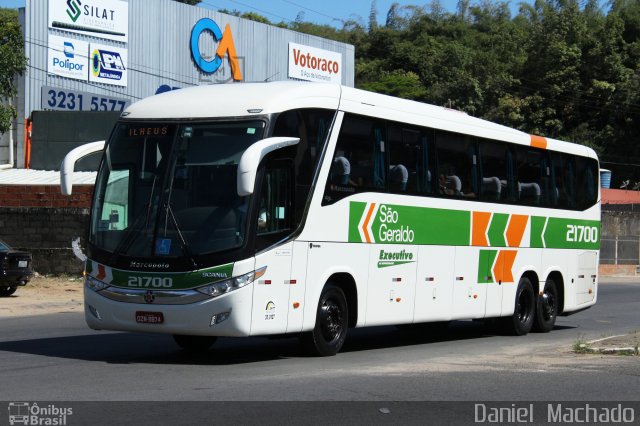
[{"x1": 89, "y1": 120, "x2": 266, "y2": 258}]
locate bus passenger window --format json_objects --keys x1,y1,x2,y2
[
  {"x1": 516, "y1": 148, "x2": 543, "y2": 205},
  {"x1": 387, "y1": 124, "x2": 433, "y2": 194},
  {"x1": 435, "y1": 131, "x2": 477, "y2": 199},
  {"x1": 478, "y1": 139, "x2": 514, "y2": 202},
  {"x1": 322, "y1": 114, "x2": 386, "y2": 205}
]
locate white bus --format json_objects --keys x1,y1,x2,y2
[{"x1": 61, "y1": 82, "x2": 600, "y2": 355}]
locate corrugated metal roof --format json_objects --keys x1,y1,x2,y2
[{"x1": 0, "y1": 168, "x2": 96, "y2": 185}]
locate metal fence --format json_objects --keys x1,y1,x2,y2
[{"x1": 600, "y1": 236, "x2": 640, "y2": 264}]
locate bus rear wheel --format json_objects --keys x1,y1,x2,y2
[
  {"x1": 503, "y1": 276, "x2": 535, "y2": 336},
  {"x1": 533, "y1": 277, "x2": 558, "y2": 333},
  {"x1": 173, "y1": 335, "x2": 217, "y2": 353},
  {"x1": 303, "y1": 284, "x2": 348, "y2": 356}
]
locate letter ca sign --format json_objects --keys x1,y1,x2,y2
[{"x1": 190, "y1": 18, "x2": 242, "y2": 81}]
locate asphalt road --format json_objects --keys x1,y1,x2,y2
[{"x1": 0, "y1": 279, "x2": 638, "y2": 407}]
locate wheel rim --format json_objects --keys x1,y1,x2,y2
[
  {"x1": 319, "y1": 297, "x2": 344, "y2": 343},
  {"x1": 516, "y1": 287, "x2": 533, "y2": 324},
  {"x1": 541, "y1": 288, "x2": 556, "y2": 321}
]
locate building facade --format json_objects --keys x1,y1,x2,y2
[{"x1": 9, "y1": 0, "x2": 355, "y2": 169}]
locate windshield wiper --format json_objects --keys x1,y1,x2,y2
[
  {"x1": 108, "y1": 176, "x2": 158, "y2": 264},
  {"x1": 161, "y1": 202, "x2": 197, "y2": 269}
]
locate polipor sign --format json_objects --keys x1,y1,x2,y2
[{"x1": 288, "y1": 42, "x2": 342, "y2": 84}]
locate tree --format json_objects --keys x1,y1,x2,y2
[{"x1": 0, "y1": 9, "x2": 27, "y2": 135}]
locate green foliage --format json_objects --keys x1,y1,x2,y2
[
  {"x1": 281, "y1": 0, "x2": 640, "y2": 183},
  {"x1": 0, "y1": 8, "x2": 27, "y2": 134}
]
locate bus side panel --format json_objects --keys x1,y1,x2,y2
[
  {"x1": 303, "y1": 242, "x2": 370, "y2": 331},
  {"x1": 250, "y1": 242, "x2": 293, "y2": 336},
  {"x1": 541, "y1": 248, "x2": 573, "y2": 309},
  {"x1": 286, "y1": 241, "x2": 309, "y2": 333},
  {"x1": 451, "y1": 246, "x2": 487, "y2": 320},
  {"x1": 577, "y1": 251, "x2": 598, "y2": 305},
  {"x1": 413, "y1": 245, "x2": 455, "y2": 322},
  {"x1": 501, "y1": 248, "x2": 541, "y2": 317},
  {"x1": 365, "y1": 244, "x2": 417, "y2": 326}
]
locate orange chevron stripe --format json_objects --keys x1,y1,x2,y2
[
  {"x1": 472, "y1": 211, "x2": 491, "y2": 246},
  {"x1": 530, "y1": 135, "x2": 547, "y2": 149},
  {"x1": 506, "y1": 215, "x2": 528, "y2": 247},
  {"x1": 493, "y1": 250, "x2": 517, "y2": 283},
  {"x1": 96, "y1": 264, "x2": 106, "y2": 281},
  {"x1": 362, "y1": 203, "x2": 376, "y2": 243}
]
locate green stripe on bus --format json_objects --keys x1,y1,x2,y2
[
  {"x1": 349, "y1": 202, "x2": 470, "y2": 245},
  {"x1": 477, "y1": 249, "x2": 498, "y2": 284},
  {"x1": 348, "y1": 201, "x2": 367, "y2": 243},
  {"x1": 530, "y1": 216, "x2": 546, "y2": 248},
  {"x1": 531, "y1": 216, "x2": 600, "y2": 249},
  {"x1": 487, "y1": 213, "x2": 509, "y2": 247}
]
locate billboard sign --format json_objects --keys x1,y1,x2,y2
[
  {"x1": 48, "y1": 0, "x2": 129, "y2": 43},
  {"x1": 47, "y1": 34, "x2": 89, "y2": 81},
  {"x1": 288, "y1": 42, "x2": 342, "y2": 84},
  {"x1": 89, "y1": 43, "x2": 128, "y2": 87}
]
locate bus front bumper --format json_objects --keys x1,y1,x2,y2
[{"x1": 84, "y1": 285, "x2": 253, "y2": 337}]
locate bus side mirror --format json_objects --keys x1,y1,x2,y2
[
  {"x1": 60, "y1": 141, "x2": 105, "y2": 195},
  {"x1": 237, "y1": 137, "x2": 299, "y2": 196}
]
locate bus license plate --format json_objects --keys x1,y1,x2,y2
[
  {"x1": 18, "y1": 260, "x2": 28, "y2": 268},
  {"x1": 136, "y1": 311, "x2": 164, "y2": 324}
]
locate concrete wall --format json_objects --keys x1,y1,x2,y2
[
  {"x1": 601, "y1": 210, "x2": 640, "y2": 237},
  {"x1": 0, "y1": 206, "x2": 89, "y2": 275},
  {"x1": 0, "y1": 184, "x2": 93, "y2": 274}
]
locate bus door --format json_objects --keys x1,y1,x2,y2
[{"x1": 250, "y1": 162, "x2": 294, "y2": 335}]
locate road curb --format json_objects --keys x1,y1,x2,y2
[{"x1": 577, "y1": 334, "x2": 640, "y2": 356}]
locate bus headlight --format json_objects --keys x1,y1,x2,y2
[
  {"x1": 85, "y1": 275, "x2": 110, "y2": 292},
  {"x1": 196, "y1": 267, "x2": 266, "y2": 298}
]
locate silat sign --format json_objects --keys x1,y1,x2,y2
[
  {"x1": 48, "y1": 0, "x2": 129, "y2": 43},
  {"x1": 190, "y1": 18, "x2": 243, "y2": 81}
]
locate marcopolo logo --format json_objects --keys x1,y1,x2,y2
[
  {"x1": 92, "y1": 48, "x2": 125, "y2": 81},
  {"x1": 65, "y1": 0, "x2": 82, "y2": 22},
  {"x1": 190, "y1": 18, "x2": 242, "y2": 81},
  {"x1": 7, "y1": 402, "x2": 73, "y2": 425}
]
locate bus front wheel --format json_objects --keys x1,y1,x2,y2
[
  {"x1": 503, "y1": 276, "x2": 535, "y2": 336},
  {"x1": 303, "y1": 284, "x2": 348, "y2": 356},
  {"x1": 173, "y1": 335, "x2": 217, "y2": 353}
]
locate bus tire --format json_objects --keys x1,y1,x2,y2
[
  {"x1": 303, "y1": 284, "x2": 348, "y2": 356},
  {"x1": 173, "y1": 335, "x2": 217, "y2": 352},
  {"x1": 503, "y1": 276, "x2": 535, "y2": 336},
  {"x1": 533, "y1": 277, "x2": 558, "y2": 333}
]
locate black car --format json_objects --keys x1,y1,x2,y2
[{"x1": 0, "y1": 240, "x2": 33, "y2": 297}]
